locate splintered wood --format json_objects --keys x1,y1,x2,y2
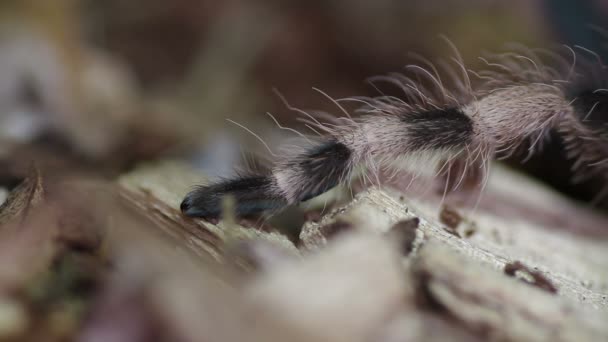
[
  {"x1": 114, "y1": 161, "x2": 608, "y2": 342},
  {"x1": 0, "y1": 160, "x2": 606, "y2": 341}
]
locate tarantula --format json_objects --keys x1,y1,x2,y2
[{"x1": 180, "y1": 42, "x2": 608, "y2": 221}]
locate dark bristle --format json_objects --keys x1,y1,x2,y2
[
  {"x1": 296, "y1": 140, "x2": 352, "y2": 202},
  {"x1": 181, "y1": 176, "x2": 287, "y2": 220},
  {"x1": 404, "y1": 107, "x2": 474, "y2": 151},
  {"x1": 560, "y1": 83, "x2": 608, "y2": 181},
  {"x1": 570, "y1": 90, "x2": 608, "y2": 127},
  {"x1": 564, "y1": 59, "x2": 608, "y2": 130}
]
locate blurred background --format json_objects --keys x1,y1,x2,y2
[{"x1": 1, "y1": 0, "x2": 607, "y2": 207}]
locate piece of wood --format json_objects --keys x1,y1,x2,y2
[{"x1": 112, "y1": 160, "x2": 608, "y2": 341}]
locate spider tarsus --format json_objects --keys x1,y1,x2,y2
[{"x1": 181, "y1": 176, "x2": 287, "y2": 220}]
